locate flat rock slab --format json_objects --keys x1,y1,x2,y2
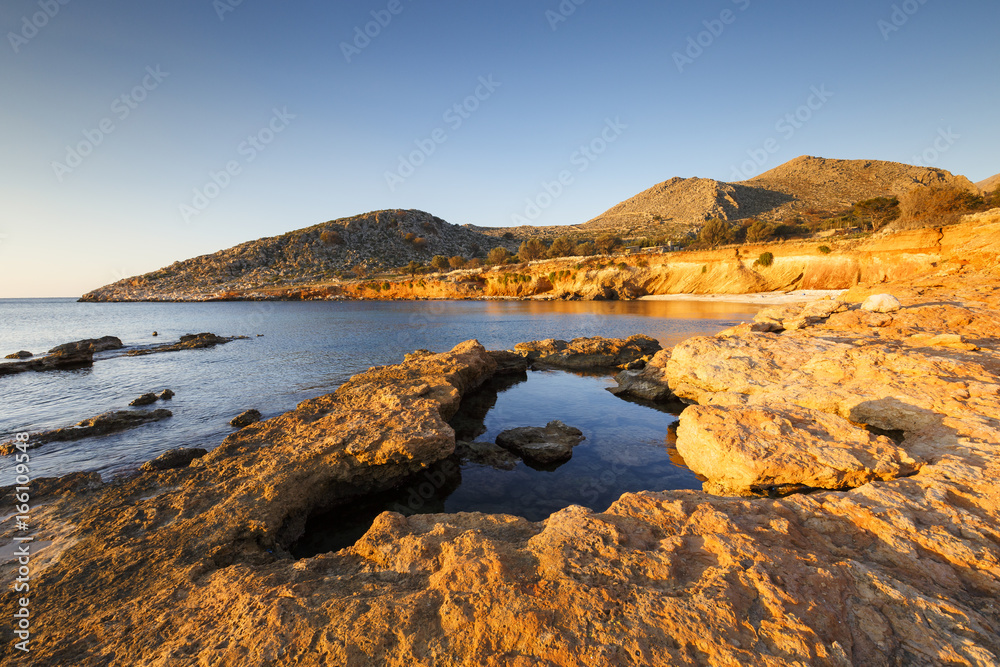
[
  {"x1": 676, "y1": 404, "x2": 923, "y2": 496},
  {"x1": 0, "y1": 349, "x2": 94, "y2": 376},
  {"x1": 0, "y1": 409, "x2": 172, "y2": 454},
  {"x1": 140, "y1": 447, "x2": 208, "y2": 472},
  {"x1": 611, "y1": 349, "x2": 674, "y2": 401},
  {"x1": 514, "y1": 334, "x2": 660, "y2": 369},
  {"x1": 49, "y1": 336, "x2": 123, "y2": 355},
  {"x1": 496, "y1": 420, "x2": 585, "y2": 465},
  {"x1": 127, "y1": 333, "x2": 240, "y2": 356}
]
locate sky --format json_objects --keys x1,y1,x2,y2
[{"x1": 1, "y1": 0, "x2": 997, "y2": 297}]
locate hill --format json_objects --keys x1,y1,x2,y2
[
  {"x1": 977, "y1": 172, "x2": 1000, "y2": 192},
  {"x1": 80, "y1": 210, "x2": 516, "y2": 301}
]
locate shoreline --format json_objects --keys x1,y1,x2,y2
[{"x1": 638, "y1": 289, "x2": 847, "y2": 304}]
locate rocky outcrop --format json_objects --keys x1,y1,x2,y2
[
  {"x1": 495, "y1": 420, "x2": 585, "y2": 465},
  {"x1": 4, "y1": 350, "x2": 32, "y2": 359},
  {"x1": 0, "y1": 409, "x2": 172, "y2": 454},
  {"x1": 0, "y1": 349, "x2": 94, "y2": 376},
  {"x1": 610, "y1": 349, "x2": 675, "y2": 401},
  {"x1": 140, "y1": 447, "x2": 208, "y2": 472},
  {"x1": 229, "y1": 409, "x2": 262, "y2": 428},
  {"x1": 514, "y1": 334, "x2": 660, "y2": 369},
  {"x1": 454, "y1": 440, "x2": 520, "y2": 470},
  {"x1": 126, "y1": 333, "x2": 239, "y2": 356},
  {"x1": 49, "y1": 336, "x2": 123, "y2": 355}
]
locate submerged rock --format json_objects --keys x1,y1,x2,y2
[
  {"x1": 0, "y1": 349, "x2": 94, "y2": 376},
  {"x1": 140, "y1": 447, "x2": 208, "y2": 472},
  {"x1": 230, "y1": 409, "x2": 262, "y2": 429},
  {"x1": 0, "y1": 409, "x2": 172, "y2": 454},
  {"x1": 514, "y1": 334, "x2": 661, "y2": 369},
  {"x1": 129, "y1": 393, "x2": 160, "y2": 407},
  {"x1": 159, "y1": 389, "x2": 175, "y2": 400},
  {"x1": 127, "y1": 332, "x2": 235, "y2": 356},
  {"x1": 496, "y1": 420, "x2": 585, "y2": 465},
  {"x1": 454, "y1": 440, "x2": 520, "y2": 470}
]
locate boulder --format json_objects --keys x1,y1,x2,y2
[
  {"x1": 610, "y1": 349, "x2": 674, "y2": 401},
  {"x1": 140, "y1": 447, "x2": 208, "y2": 472},
  {"x1": 514, "y1": 334, "x2": 661, "y2": 369},
  {"x1": 159, "y1": 389, "x2": 175, "y2": 400},
  {"x1": 129, "y1": 393, "x2": 160, "y2": 407},
  {"x1": 48, "y1": 336, "x2": 123, "y2": 355},
  {"x1": 496, "y1": 420, "x2": 585, "y2": 465},
  {"x1": 0, "y1": 349, "x2": 94, "y2": 376},
  {"x1": 5, "y1": 350, "x2": 32, "y2": 359},
  {"x1": 230, "y1": 409, "x2": 263, "y2": 429},
  {"x1": 487, "y1": 350, "x2": 528, "y2": 375},
  {"x1": 676, "y1": 404, "x2": 923, "y2": 496},
  {"x1": 861, "y1": 293, "x2": 901, "y2": 313}
]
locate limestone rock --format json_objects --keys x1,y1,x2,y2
[
  {"x1": 514, "y1": 334, "x2": 660, "y2": 369},
  {"x1": 230, "y1": 409, "x2": 262, "y2": 429},
  {"x1": 4, "y1": 350, "x2": 32, "y2": 359},
  {"x1": 0, "y1": 409, "x2": 172, "y2": 454},
  {"x1": 0, "y1": 349, "x2": 94, "y2": 376},
  {"x1": 487, "y1": 350, "x2": 528, "y2": 374},
  {"x1": 127, "y1": 333, "x2": 234, "y2": 356},
  {"x1": 610, "y1": 349, "x2": 674, "y2": 401},
  {"x1": 130, "y1": 393, "x2": 160, "y2": 407},
  {"x1": 48, "y1": 336, "x2": 123, "y2": 355},
  {"x1": 676, "y1": 404, "x2": 922, "y2": 496},
  {"x1": 159, "y1": 389, "x2": 175, "y2": 400},
  {"x1": 454, "y1": 440, "x2": 520, "y2": 470},
  {"x1": 496, "y1": 420, "x2": 585, "y2": 465},
  {"x1": 861, "y1": 293, "x2": 901, "y2": 313},
  {"x1": 141, "y1": 447, "x2": 208, "y2": 472}
]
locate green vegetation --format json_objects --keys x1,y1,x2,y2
[
  {"x1": 698, "y1": 218, "x2": 733, "y2": 247},
  {"x1": 487, "y1": 247, "x2": 512, "y2": 266},
  {"x1": 818, "y1": 245, "x2": 832, "y2": 254},
  {"x1": 448, "y1": 256, "x2": 466, "y2": 270},
  {"x1": 547, "y1": 236, "x2": 575, "y2": 258},
  {"x1": 754, "y1": 252, "x2": 774, "y2": 268},
  {"x1": 430, "y1": 255, "x2": 449, "y2": 271},
  {"x1": 595, "y1": 234, "x2": 621, "y2": 255},
  {"x1": 518, "y1": 238, "x2": 547, "y2": 262}
]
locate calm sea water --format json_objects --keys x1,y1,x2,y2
[{"x1": 0, "y1": 298, "x2": 760, "y2": 489}]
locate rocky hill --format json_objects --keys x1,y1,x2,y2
[
  {"x1": 977, "y1": 172, "x2": 1000, "y2": 192},
  {"x1": 80, "y1": 210, "x2": 517, "y2": 302},
  {"x1": 478, "y1": 156, "x2": 979, "y2": 240}
]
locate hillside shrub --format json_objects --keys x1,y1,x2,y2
[
  {"x1": 818, "y1": 245, "x2": 832, "y2": 254},
  {"x1": 448, "y1": 256, "x2": 466, "y2": 269},
  {"x1": 487, "y1": 247, "x2": 511, "y2": 266},
  {"x1": 699, "y1": 218, "x2": 733, "y2": 247},
  {"x1": 754, "y1": 252, "x2": 774, "y2": 268},
  {"x1": 518, "y1": 238, "x2": 547, "y2": 262}
]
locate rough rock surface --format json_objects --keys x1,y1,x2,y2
[
  {"x1": 129, "y1": 392, "x2": 160, "y2": 407},
  {"x1": 4, "y1": 350, "x2": 32, "y2": 359},
  {"x1": 49, "y1": 336, "x2": 123, "y2": 355},
  {"x1": 0, "y1": 409, "x2": 172, "y2": 454},
  {"x1": 610, "y1": 349, "x2": 675, "y2": 401},
  {"x1": 2, "y1": 275, "x2": 1000, "y2": 666},
  {"x1": 495, "y1": 420, "x2": 586, "y2": 465},
  {"x1": 126, "y1": 332, "x2": 237, "y2": 356},
  {"x1": 515, "y1": 334, "x2": 660, "y2": 369},
  {"x1": 454, "y1": 440, "x2": 521, "y2": 470},
  {"x1": 229, "y1": 409, "x2": 262, "y2": 428},
  {"x1": 676, "y1": 404, "x2": 922, "y2": 496},
  {"x1": 140, "y1": 447, "x2": 208, "y2": 472},
  {"x1": 861, "y1": 293, "x2": 902, "y2": 313}
]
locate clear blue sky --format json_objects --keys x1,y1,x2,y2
[{"x1": 1, "y1": 0, "x2": 997, "y2": 297}]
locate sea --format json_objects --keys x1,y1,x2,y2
[{"x1": 0, "y1": 298, "x2": 761, "y2": 536}]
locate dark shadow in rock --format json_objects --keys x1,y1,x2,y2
[
  {"x1": 448, "y1": 372, "x2": 527, "y2": 441},
  {"x1": 289, "y1": 458, "x2": 462, "y2": 559}
]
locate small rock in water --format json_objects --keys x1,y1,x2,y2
[
  {"x1": 230, "y1": 409, "x2": 262, "y2": 428},
  {"x1": 159, "y1": 389, "x2": 175, "y2": 400},
  {"x1": 5, "y1": 351, "x2": 33, "y2": 359},
  {"x1": 130, "y1": 393, "x2": 160, "y2": 407},
  {"x1": 861, "y1": 293, "x2": 901, "y2": 313},
  {"x1": 496, "y1": 420, "x2": 585, "y2": 465},
  {"x1": 152, "y1": 331, "x2": 159, "y2": 337},
  {"x1": 140, "y1": 447, "x2": 208, "y2": 472}
]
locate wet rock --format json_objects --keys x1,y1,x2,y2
[
  {"x1": 140, "y1": 447, "x2": 208, "y2": 472},
  {"x1": 454, "y1": 440, "x2": 520, "y2": 470},
  {"x1": 676, "y1": 403, "x2": 923, "y2": 496},
  {"x1": 0, "y1": 349, "x2": 94, "y2": 376},
  {"x1": 159, "y1": 389, "x2": 175, "y2": 400},
  {"x1": 48, "y1": 336, "x2": 123, "y2": 355},
  {"x1": 487, "y1": 350, "x2": 528, "y2": 374},
  {"x1": 861, "y1": 293, "x2": 901, "y2": 313},
  {"x1": 610, "y1": 349, "x2": 674, "y2": 401},
  {"x1": 5, "y1": 351, "x2": 32, "y2": 359},
  {"x1": 129, "y1": 393, "x2": 160, "y2": 407},
  {"x1": 0, "y1": 409, "x2": 172, "y2": 454},
  {"x1": 230, "y1": 409, "x2": 262, "y2": 429},
  {"x1": 514, "y1": 334, "x2": 661, "y2": 369},
  {"x1": 496, "y1": 420, "x2": 585, "y2": 465},
  {"x1": 127, "y1": 332, "x2": 235, "y2": 356}
]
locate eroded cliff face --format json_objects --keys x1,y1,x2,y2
[{"x1": 5, "y1": 264, "x2": 1000, "y2": 665}]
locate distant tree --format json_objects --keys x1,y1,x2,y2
[
  {"x1": 574, "y1": 241, "x2": 596, "y2": 257},
  {"x1": 699, "y1": 218, "x2": 733, "y2": 247},
  {"x1": 518, "y1": 238, "x2": 547, "y2": 262},
  {"x1": 595, "y1": 234, "x2": 621, "y2": 255},
  {"x1": 351, "y1": 264, "x2": 367, "y2": 279},
  {"x1": 465, "y1": 258, "x2": 482, "y2": 269},
  {"x1": 547, "y1": 236, "x2": 575, "y2": 258},
  {"x1": 744, "y1": 219, "x2": 773, "y2": 244},
  {"x1": 405, "y1": 260, "x2": 423, "y2": 277},
  {"x1": 487, "y1": 247, "x2": 511, "y2": 266},
  {"x1": 854, "y1": 196, "x2": 901, "y2": 232},
  {"x1": 448, "y1": 255, "x2": 466, "y2": 269},
  {"x1": 430, "y1": 255, "x2": 449, "y2": 271},
  {"x1": 754, "y1": 252, "x2": 774, "y2": 268}
]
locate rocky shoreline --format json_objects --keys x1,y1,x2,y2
[{"x1": 2, "y1": 270, "x2": 999, "y2": 665}]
